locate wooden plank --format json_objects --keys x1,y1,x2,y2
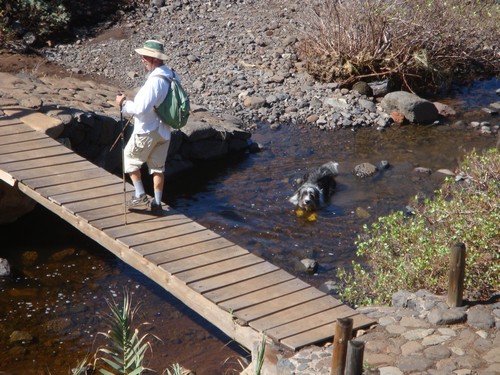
[
  {"x1": 117, "y1": 221, "x2": 208, "y2": 248},
  {"x1": 162, "y1": 245, "x2": 249, "y2": 274},
  {"x1": 77, "y1": 203, "x2": 131, "y2": 222},
  {"x1": 280, "y1": 314, "x2": 375, "y2": 350},
  {"x1": 48, "y1": 183, "x2": 128, "y2": 205},
  {"x1": 128, "y1": 227, "x2": 218, "y2": 254},
  {"x1": 203, "y1": 269, "x2": 296, "y2": 304},
  {"x1": 250, "y1": 295, "x2": 345, "y2": 332},
  {"x1": 26, "y1": 169, "x2": 114, "y2": 190},
  {"x1": 0, "y1": 169, "x2": 16, "y2": 186},
  {"x1": 0, "y1": 137, "x2": 60, "y2": 153},
  {"x1": 0, "y1": 153, "x2": 83, "y2": 172},
  {"x1": 6, "y1": 160, "x2": 98, "y2": 181},
  {"x1": 175, "y1": 253, "x2": 264, "y2": 284},
  {"x1": 265, "y1": 304, "x2": 357, "y2": 341},
  {"x1": 0, "y1": 144, "x2": 73, "y2": 162},
  {"x1": 218, "y1": 278, "x2": 311, "y2": 313},
  {"x1": 63, "y1": 193, "x2": 125, "y2": 213},
  {"x1": 188, "y1": 262, "x2": 280, "y2": 294},
  {"x1": 0, "y1": 130, "x2": 47, "y2": 145},
  {"x1": 0, "y1": 120, "x2": 26, "y2": 131},
  {"x1": 104, "y1": 215, "x2": 192, "y2": 238},
  {"x1": 42, "y1": 177, "x2": 126, "y2": 198},
  {"x1": 148, "y1": 237, "x2": 234, "y2": 264},
  {"x1": 82, "y1": 205, "x2": 167, "y2": 227},
  {"x1": 235, "y1": 287, "x2": 325, "y2": 323}
]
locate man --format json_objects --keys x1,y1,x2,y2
[{"x1": 116, "y1": 39, "x2": 178, "y2": 214}]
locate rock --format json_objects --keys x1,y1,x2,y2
[
  {"x1": 467, "y1": 306, "x2": 495, "y2": 330},
  {"x1": 433, "y1": 102, "x2": 457, "y2": 117},
  {"x1": 300, "y1": 258, "x2": 318, "y2": 274},
  {"x1": 0, "y1": 258, "x2": 10, "y2": 276},
  {"x1": 381, "y1": 91, "x2": 439, "y2": 124},
  {"x1": 413, "y1": 167, "x2": 432, "y2": 175},
  {"x1": 352, "y1": 81, "x2": 373, "y2": 96},
  {"x1": 9, "y1": 330, "x2": 34, "y2": 343},
  {"x1": 353, "y1": 162, "x2": 378, "y2": 178},
  {"x1": 318, "y1": 280, "x2": 339, "y2": 295},
  {"x1": 390, "y1": 111, "x2": 406, "y2": 125},
  {"x1": 428, "y1": 307, "x2": 467, "y2": 325},
  {"x1": 355, "y1": 207, "x2": 371, "y2": 220},
  {"x1": 3, "y1": 107, "x2": 64, "y2": 138}
]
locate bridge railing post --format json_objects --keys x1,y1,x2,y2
[
  {"x1": 331, "y1": 317, "x2": 353, "y2": 375},
  {"x1": 345, "y1": 340, "x2": 364, "y2": 375},
  {"x1": 447, "y1": 242, "x2": 466, "y2": 307}
]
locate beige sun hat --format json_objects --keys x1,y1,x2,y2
[{"x1": 135, "y1": 40, "x2": 168, "y2": 60}]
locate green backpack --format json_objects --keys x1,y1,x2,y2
[{"x1": 154, "y1": 72, "x2": 190, "y2": 130}]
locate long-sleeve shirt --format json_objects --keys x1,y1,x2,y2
[{"x1": 122, "y1": 65, "x2": 177, "y2": 140}]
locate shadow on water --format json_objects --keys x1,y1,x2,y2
[{"x1": 0, "y1": 77, "x2": 498, "y2": 374}]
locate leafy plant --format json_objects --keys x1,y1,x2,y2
[
  {"x1": 337, "y1": 148, "x2": 499, "y2": 306},
  {"x1": 96, "y1": 292, "x2": 153, "y2": 375}
]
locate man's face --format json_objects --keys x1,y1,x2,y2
[{"x1": 141, "y1": 55, "x2": 154, "y2": 71}]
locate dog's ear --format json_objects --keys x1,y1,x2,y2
[{"x1": 289, "y1": 193, "x2": 299, "y2": 205}]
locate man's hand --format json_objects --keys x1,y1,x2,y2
[{"x1": 116, "y1": 94, "x2": 126, "y2": 107}]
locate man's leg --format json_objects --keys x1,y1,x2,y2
[
  {"x1": 152, "y1": 172, "x2": 164, "y2": 205},
  {"x1": 129, "y1": 169, "x2": 145, "y2": 198}
]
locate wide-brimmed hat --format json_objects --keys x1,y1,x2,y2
[{"x1": 135, "y1": 40, "x2": 168, "y2": 60}]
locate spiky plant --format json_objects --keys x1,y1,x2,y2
[
  {"x1": 253, "y1": 336, "x2": 266, "y2": 375},
  {"x1": 97, "y1": 292, "x2": 152, "y2": 375},
  {"x1": 163, "y1": 363, "x2": 185, "y2": 375}
]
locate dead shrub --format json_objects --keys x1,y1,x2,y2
[{"x1": 296, "y1": 0, "x2": 499, "y2": 93}]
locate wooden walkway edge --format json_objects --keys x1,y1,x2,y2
[{"x1": 0, "y1": 112, "x2": 374, "y2": 353}]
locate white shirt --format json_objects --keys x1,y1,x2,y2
[{"x1": 122, "y1": 65, "x2": 177, "y2": 140}]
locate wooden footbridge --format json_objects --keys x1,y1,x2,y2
[{"x1": 0, "y1": 108, "x2": 373, "y2": 357}]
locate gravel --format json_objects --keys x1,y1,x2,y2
[{"x1": 41, "y1": 0, "x2": 393, "y2": 131}]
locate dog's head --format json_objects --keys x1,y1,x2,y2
[{"x1": 289, "y1": 183, "x2": 322, "y2": 211}]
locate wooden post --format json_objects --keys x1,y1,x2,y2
[
  {"x1": 331, "y1": 317, "x2": 353, "y2": 375},
  {"x1": 345, "y1": 340, "x2": 364, "y2": 375},
  {"x1": 447, "y1": 242, "x2": 466, "y2": 307}
]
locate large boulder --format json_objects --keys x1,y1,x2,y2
[{"x1": 381, "y1": 91, "x2": 439, "y2": 124}]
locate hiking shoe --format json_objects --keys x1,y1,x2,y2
[
  {"x1": 126, "y1": 193, "x2": 149, "y2": 207},
  {"x1": 150, "y1": 201, "x2": 163, "y2": 215}
]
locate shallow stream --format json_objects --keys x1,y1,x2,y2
[{"x1": 0, "y1": 78, "x2": 498, "y2": 374}]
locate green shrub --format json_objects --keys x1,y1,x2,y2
[
  {"x1": 297, "y1": 0, "x2": 500, "y2": 93},
  {"x1": 0, "y1": 0, "x2": 70, "y2": 37},
  {"x1": 337, "y1": 148, "x2": 500, "y2": 306}
]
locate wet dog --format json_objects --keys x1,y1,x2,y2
[{"x1": 289, "y1": 161, "x2": 339, "y2": 211}]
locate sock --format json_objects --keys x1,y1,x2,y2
[
  {"x1": 154, "y1": 191, "x2": 162, "y2": 205},
  {"x1": 133, "y1": 181, "x2": 145, "y2": 198}
]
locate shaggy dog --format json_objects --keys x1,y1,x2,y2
[{"x1": 289, "y1": 161, "x2": 339, "y2": 211}]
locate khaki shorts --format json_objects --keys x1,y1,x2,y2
[{"x1": 124, "y1": 130, "x2": 170, "y2": 174}]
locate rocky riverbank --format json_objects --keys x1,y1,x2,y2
[{"x1": 38, "y1": 0, "x2": 499, "y2": 134}]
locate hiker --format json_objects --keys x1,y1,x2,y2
[{"x1": 116, "y1": 39, "x2": 179, "y2": 214}]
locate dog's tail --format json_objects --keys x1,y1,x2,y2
[{"x1": 322, "y1": 161, "x2": 339, "y2": 176}]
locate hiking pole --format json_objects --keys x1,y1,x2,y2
[
  {"x1": 119, "y1": 102, "x2": 127, "y2": 225},
  {"x1": 110, "y1": 115, "x2": 133, "y2": 152}
]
